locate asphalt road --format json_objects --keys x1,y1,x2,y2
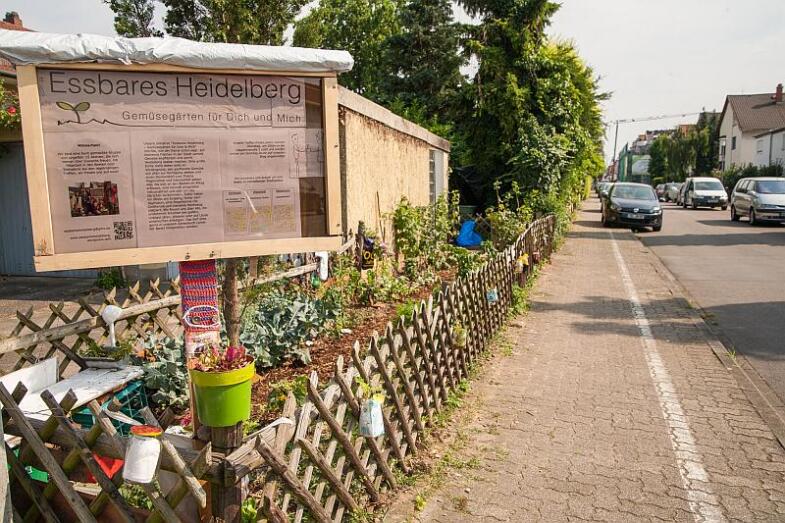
[{"x1": 626, "y1": 199, "x2": 785, "y2": 407}]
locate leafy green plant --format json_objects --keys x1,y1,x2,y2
[
  {"x1": 396, "y1": 299, "x2": 418, "y2": 320},
  {"x1": 131, "y1": 336, "x2": 189, "y2": 412},
  {"x1": 240, "y1": 291, "x2": 340, "y2": 368},
  {"x1": 95, "y1": 268, "x2": 125, "y2": 290},
  {"x1": 79, "y1": 336, "x2": 135, "y2": 360},
  {"x1": 120, "y1": 483, "x2": 154, "y2": 511},
  {"x1": 355, "y1": 376, "x2": 384, "y2": 402},
  {"x1": 267, "y1": 376, "x2": 309, "y2": 412},
  {"x1": 241, "y1": 497, "x2": 258, "y2": 523},
  {"x1": 485, "y1": 181, "x2": 533, "y2": 249},
  {"x1": 392, "y1": 192, "x2": 461, "y2": 278}
]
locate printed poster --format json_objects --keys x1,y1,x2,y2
[{"x1": 36, "y1": 68, "x2": 326, "y2": 254}]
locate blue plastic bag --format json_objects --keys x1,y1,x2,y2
[{"x1": 456, "y1": 220, "x2": 483, "y2": 248}]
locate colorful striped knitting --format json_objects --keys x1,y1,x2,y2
[{"x1": 179, "y1": 260, "x2": 220, "y2": 332}]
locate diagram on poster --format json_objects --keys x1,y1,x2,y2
[{"x1": 36, "y1": 68, "x2": 321, "y2": 254}]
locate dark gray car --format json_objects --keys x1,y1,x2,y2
[{"x1": 601, "y1": 182, "x2": 663, "y2": 231}]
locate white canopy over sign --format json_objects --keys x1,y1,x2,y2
[{"x1": 0, "y1": 30, "x2": 354, "y2": 73}]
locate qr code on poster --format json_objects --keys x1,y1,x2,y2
[{"x1": 114, "y1": 221, "x2": 134, "y2": 240}]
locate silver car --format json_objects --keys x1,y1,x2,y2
[
  {"x1": 682, "y1": 177, "x2": 728, "y2": 209},
  {"x1": 730, "y1": 177, "x2": 785, "y2": 225},
  {"x1": 665, "y1": 182, "x2": 682, "y2": 202}
]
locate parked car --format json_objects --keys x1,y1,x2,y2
[
  {"x1": 665, "y1": 182, "x2": 682, "y2": 202},
  {"x1": 681, "y1": 177, "x2": 728, "y2": 209},
  {"x1": 596, "y1": 181, "x2": 610, "y2": 197},
  {"x1": 730, "y1": 177, "x2": 785, "y2": 225},
  {"x1": 655, "y1": 184, "x2": 667, "y2": 201},
  {"x1": 601, "y1": 182, "x2": 663, "y2": 231},
  {"x1": 598, "y1": 182, "x2": 614, "y2": 199}
]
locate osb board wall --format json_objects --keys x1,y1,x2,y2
[{"x1": 338, "y1": 89, "x2": 450, "y2": 243}]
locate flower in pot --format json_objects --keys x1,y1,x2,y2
[{"x1": 188, "y1": 345, "x2": 255, "y2": 428}]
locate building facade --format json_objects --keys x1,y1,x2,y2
[
  {"x1": 754, "y1": 128, "x2": 785, "y2": 168},
  {"x1": 718, "y1": 84, "x2": 785, "y2": 170}
]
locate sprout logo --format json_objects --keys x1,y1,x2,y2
[{"x1": 56, "y1": 101, "x2": 91, "y2": 123}]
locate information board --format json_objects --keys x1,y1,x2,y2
[{"x1": 18, "y1": 65, "x2": 342, "y2": 271}]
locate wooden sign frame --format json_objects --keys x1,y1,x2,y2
[{"x1": 17, "y1": 63, "x2": 343, "y2": 272}]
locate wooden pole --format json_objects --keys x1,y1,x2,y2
[
  {"x1": 211, "y1": 423, "x2": 244, "y2": 523},
  {"x1": 222, "y1": 259, "x2": 241, "y2": 347}
]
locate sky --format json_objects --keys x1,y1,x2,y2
[{"x1": 9, "y1": 0, "x2": 785, "y2": 164}]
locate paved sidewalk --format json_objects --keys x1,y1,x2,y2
[{"x1": 388, "y1": 201, "x2": 785, "y2": 522}]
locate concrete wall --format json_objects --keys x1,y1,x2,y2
[{"x1": 338, "y1": 87, "x2": 450, "y2": 241}]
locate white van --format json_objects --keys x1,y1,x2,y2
[{"x1": 681, "y1": 177, "x2": 728, "y2": 210}]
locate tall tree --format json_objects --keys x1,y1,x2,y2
[
  {"x1": 293, "y1": 0, "x2": 402, "y2": 98},
  {"x1": 380, "y1": 0, "x2": 465, "y2": 117},
  {"x1": 104, "y1": 0, "x2": 162, "y2": 37},
  {"x1": 648, "y1": 135, "x2": 669, "y2": 181},
  {"x1": 453, "y1": 0, "x2": 605, "y2": 204},
  {"x1": 106, "y1": 0, "x2": 308, "y2": 44},
  {"x1": 694, "y1": 112, "x2": 719, "y2": 174}
]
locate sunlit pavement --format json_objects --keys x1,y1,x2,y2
[{"x1": 636, "y1": 201, "x2": 785, "y2": 415}]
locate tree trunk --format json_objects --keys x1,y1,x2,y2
[{"x1": 223, "y1": 258, "x2": 241, "y2": 346}]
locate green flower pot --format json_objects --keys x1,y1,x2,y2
[{"x1": 189, "y1": 362, "x2": 255, "y2": 427}]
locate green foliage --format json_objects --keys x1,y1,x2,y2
[
  {"x1": 392, "y1": 192, "x2": 462, "y2": 278},
  {"x1": 120, "y1": 483, "x2": 155, "y2": 510},
  {"x1": 0, "y1": 80, "x2": 21, "y2": 129},
  {"x1": 718, "y1": 164, "x2": 785, "y2": 193},
  {"x1": 649, "y1": 115, "x2": 719, "y2": 183},
  {"x1": 293, "y1": 0, "x2": 402, "y2": 98},
  {"x1": 103, "y1": 0, "x2": 162, "y2": 37},
  {"x1": 380, "y1": 0, "x2": 465, "y2": 117},
  {"x1": 485, "y1": 181, "x2": 532, "y2": 248},
  {"x1": 107, "y1": 0, "x2": 308, "y2": 44},
  {"x1": 267, "y1": 375, "x2": 309, "y2": 411},
  {"x1": 453, "y1": 2, "x2": 606, "y2": 209},
  {"x1": 241, "y1": 497, "x2": 258, "y2": 523},
  {"x1": 95, "y1": 268, "x2": 125, "y2": 290},
  {"x1": 240, "y1": 291, "x2": 341, "y2": 368},
  {"x1": 131, "y1": 336, "x2": 190, "y2": 412},
  {"x1": 79, "y1": 336, "x2": 135, "y2": 360},
  {"x1": 396, "y1": 299, "x2": 418, "y2": 320}
]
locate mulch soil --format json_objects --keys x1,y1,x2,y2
[{"x1": 250, "y1": 271, "x2": 454, "y2": 425}]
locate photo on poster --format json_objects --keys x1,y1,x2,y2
[{"x1": 68, "y1": 181, "x2": 120, "y2": 217}]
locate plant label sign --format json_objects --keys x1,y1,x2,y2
[{"x1": 17, "y1": 65, "x2": 342, "y2": 271}]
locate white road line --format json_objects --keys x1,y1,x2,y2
[{"x1": 609, "y1": 230, "x2": 725, "y2": 523}]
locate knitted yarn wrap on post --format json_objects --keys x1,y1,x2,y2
[{"x1": 179, "y1": 260, "x2": 221, "y2": 357}]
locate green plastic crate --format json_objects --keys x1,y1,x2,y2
[{"x1": 71, "y1": 380, "x2": 148, "y2": 436}]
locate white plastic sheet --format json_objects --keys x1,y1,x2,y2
[{"x1": 0, "y1": 30, "x2": 353, "y2": 73}]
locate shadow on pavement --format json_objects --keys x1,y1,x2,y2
[
  {"x1": 639, "y1": 232, "x2": 785, "y2": 248},
  {"x1": 696, "y1": 219, "x2": 784, "y2": 229},
  {"x1": 530, "y1": 294, "x2": 785, "y2": 363}
]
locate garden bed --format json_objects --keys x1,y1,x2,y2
[{"x1": 251, "y1": 272, "x2": 451, "y2": 425}]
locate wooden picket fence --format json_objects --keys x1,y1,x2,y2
[
  {"x1": 0, "y1": 213, "x2": 558, "y2": 522},
  {"x1": 240, "y1": 214, "x2": 558, "y2": 522}
]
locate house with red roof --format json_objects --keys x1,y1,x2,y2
[{"x1": 717, "y1": 83, "x2": 785, "y2": 170}]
